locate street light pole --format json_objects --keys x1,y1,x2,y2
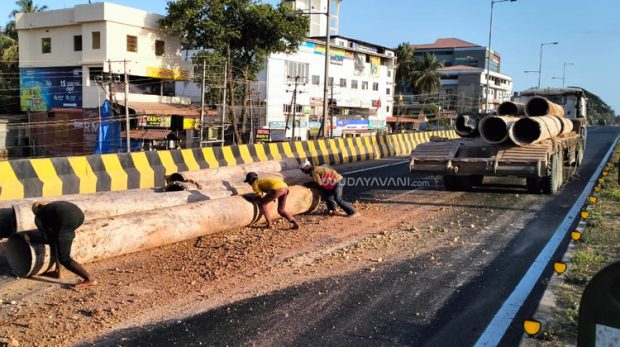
[
  {"x1": 484, "y1": 0, "x2": 516, "y2": 113},
  {"x1": 537, "y1": 41, "x2": 558, "y2": 88},
  {"x1": 320, "y1": 0, "x2": 331, "y2": 138}
]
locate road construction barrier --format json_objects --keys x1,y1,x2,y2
[{"x1": 0, "y1": 131, "x2": 458, "y2": 201}]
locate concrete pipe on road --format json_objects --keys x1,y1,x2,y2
[
  {"x1": 497, "y1": 101, "x2": 526, "y2": 116},
  {"x1": 455, "y1": 112, "x2": 481, "y2": 138},
  {"x1": 525, "y1": 96, "x2": 565, "y2": 117},
  {"x1": 509, "y1": 116, "x2": 573, "y2": 146},
  {"x1": 165, "y1": 159, "x2": 301, "y2": 185},
  {"x1": 479, "y1": 116, "x2": 520, "y2": 144},
  {"x1": 6, "y1": 186, "x2": 320, "y2": 277}
]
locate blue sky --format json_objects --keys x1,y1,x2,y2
[{"x1": 3, "y1": 0, "x2": 618, "y2": 114}]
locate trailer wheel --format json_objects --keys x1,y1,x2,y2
[
  {"x1": 576, "y1": 142, "x2": 584, "y2": 167},
  {"x1": 542, "y1": 153, "x2": 560, "y2": 195},
  {"x1": 526, "y1": 177, "x2": 541, "y2": 194}
]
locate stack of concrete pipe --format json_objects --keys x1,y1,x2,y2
[
  {"x1": 1, "y1": 159, "x2": 319, "y2": 276},
  {"x1": 473, "y1": 97, "x2": 573, "y2": 146}
]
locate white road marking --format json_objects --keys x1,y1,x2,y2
[{"x1": 474, "y1": 135, "x2": 620, "y2": 346}]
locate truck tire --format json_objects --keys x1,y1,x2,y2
[
  {"x1": 526, "y1": 177, "x2": 541, "y2": 194},
  {"x1": 542, "y1": 153, "x2": 560, "y2": 195},
  {"x1": 576, "y1": 142, "x2": 584, "y2": 167},
  {"x1": 443, "y1": 175, "x2": 473, "y2": 191}
]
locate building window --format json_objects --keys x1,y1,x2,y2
[
  {"x1": 92, "y1": 32, "x2": 101, "y2": 49},
  {"x1": 340, "y1": 78, "x2": 347, "y2": 88},
  {"x1": 155, "y1": 40, "x2": 165, "y2": 56},
  {"x1": 362, "y1": 81, "x2": 368, "y2": 90},
  {"x1": 41, "y1": 38, "x2": 51, "y2": 54},
  {"x1": 373, "y1": 82, "x2": 379, "y2": 91},
  {"x1": 351, "y1": 80, "x2": 358, "y2": 89},
  {"x1": 386, "y1": 105, "x2": 390, "y2": 113},
  {"x1": 329, "y1": 77, "x2": 334, "y2": 86},
  {"x1": 283, "y1": 104, "x2": 303, "y2": 114},
  {"x1": 127, "y1": 35, "x2": 138, "y2": 53},
  {"x1": 312, "y1": 75, "x2": 320, "y2": 85},
  {"x1": 387, "y1": 70, "x2": 392, "y2": 77},
  {"x1": 285, "y1": 61, "x2": 309, "y2": 83},
  {"x1": 446, "y1": 88, "x2": 453, "y2": 95},
  {"x1": 73, "y1": 35, "x2": 82, "y2": 52},
  {"x1": 386, "y1": 88, "x2": 391, "y2": 95}
]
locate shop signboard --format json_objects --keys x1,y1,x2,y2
[
  {"x1": 256, "y1": 129, "x2": 270, "y2": 142},
  {"x1": 20, "y1": 66, "x2": 83, "y2": 111},
  {"x1": 139, "y1": 115, "x2": 172, "y2": 128}
]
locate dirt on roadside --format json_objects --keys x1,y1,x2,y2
[{"x1": 0, "y1": 188, "x2": 522, "y2": 347}]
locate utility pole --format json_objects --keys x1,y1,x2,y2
[
  {"x1": 108, "y1": 59, "x2": 119, "y2": 151},
  {"x1": 329, "y1": 83, "x2": 335, "y2": 137},
  {"x1": 199, "y1": 59, "x2": 206, "y2": 147},
  {"x1": 123, "y1": 59, "x2": 130, "y2": 152},
  {"x1": 319, "y1": 0, "x2": 331, "y2": 138},
  {"x1": 220, "y1": 58, "x2": 228, "y2": 146}
]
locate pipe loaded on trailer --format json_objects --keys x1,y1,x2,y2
[{"x1": 409, "y1": 88, "x2": 588, "y2": 194}]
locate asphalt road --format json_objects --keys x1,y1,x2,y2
[{"x1": 91, "y1": 127, "x2": 620, "y2": 347}]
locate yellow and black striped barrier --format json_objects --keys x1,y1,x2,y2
[{"x1": 0, "y1": 130, "x2": 458, "y2": 200}]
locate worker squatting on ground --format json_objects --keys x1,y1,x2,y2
[
  {"x1": 244, "y1": 172, "x2": 301, "y2": 230},
  {"x1": 28, "y1": 201, "x2": 97, "y2": 290},
  {"x1": 299, "y1": 160, "x2": 358, "y2": 217}
]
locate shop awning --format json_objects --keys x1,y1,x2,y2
[
  {"x1": 386, "y1": 117, "x2": 423, "y2": 124},
  {"x1": 122, "y1": 129, "x2": 172, "y2": 141},
  {"x1": 117, "y1": 101, "x2": 217, "y2": 117}
]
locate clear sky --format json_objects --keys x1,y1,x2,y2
[{"x1": 2, "y1": 0, "x2": 618, "y2": 114}]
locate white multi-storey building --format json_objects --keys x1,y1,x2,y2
[
  {"x1": 257, "y1": 36, "x2": 395, "y2": 140},
  {"x1": 16, "y1": 2, "x2": 197, "y2": 154},
  {"x1": 16, "y1": 2, "x2": 192, "y2": 111}
]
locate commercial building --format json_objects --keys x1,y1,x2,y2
[
  {"x1": 16, "y1": 2, "x2": 198, "y2": 155},
  {"x1": 410, "y1": 38, "x2": 513, "y2": 113},
  {"x1": 256, "y1": 36, "x2": 395, "y2": 141}
]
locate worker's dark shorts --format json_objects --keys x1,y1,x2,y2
[{"x1": 54, "y1": 230, "x2": 76, "y2": 266}]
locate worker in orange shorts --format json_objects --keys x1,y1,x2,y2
[{"x1": 244, "y1": 172, "x2": 301, "y2": 230}]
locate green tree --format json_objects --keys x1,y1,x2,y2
[
  {"x1": 160, "y1": 0, "x2": 309, "y2": 144},
  {"x1": 414, "y1": 53, "x2": 443, "y2": 95},
  {"x1": 395, "y1": 42, "x2": 416, "y2": 95}
]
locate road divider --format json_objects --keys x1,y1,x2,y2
[{"x1": 0, "y1": 131, "x2": 457, "y2": 200}]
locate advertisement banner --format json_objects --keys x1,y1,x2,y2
[
  {"x1": 337, "y1": 119, "x2": 369, "y2": 130},
  {"x1": 354, "y1": 53, "x2": 366, "y2": 76},
  {"x1": 20, "y1": 66, "x2": 83, "y2": 111},
  {"x1": 370, "y1": 56, "x2": 381, "y2": 78},
  {"x1": 145, "y1": 66, "x2": 190, "y2": 81}
]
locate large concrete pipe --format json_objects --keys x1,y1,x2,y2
[
  {"x1": 509, "y1": 116, "x2": 565, "y2": 146},
  {"x1": 6, "y1": 186, "x2": 320, "y2": 276},
  {"x1": 166, "y1": 159, "x2": 301, "y2": 185},
  {"x1": 8, "y1": 170, "x2": 310, "y2": 234},
  {"x1": 455, "y1": 112, "x2": 482, "y2": 138},
  {"x1": 525, "y1": 96, "x2": 565, "y2": 117},
  {"x1": 478, "y1": 116, "x2": 520, "y2": 144},
  {"x1": 171, "y1": 169, "x2": 310, "y2": 191},
  {"x1": 5, "y1": 233, "x2": 53, "y2": 277},
  {"x1": 497, "y1": 101, "x2": 526, "y2": 116}
]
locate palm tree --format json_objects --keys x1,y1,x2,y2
[
  {"x1": 1, "y1": 0, "x2": 48, "y2": 62},
  {"x1": 395, "y1": 42, "x2": 416, "y2": 95},
  {"x1": 414, "y1": 53, "x2": 444, "y2": 95},
  {"x1": 10, "y1": 0, "x2": 48, "y2": 19}
]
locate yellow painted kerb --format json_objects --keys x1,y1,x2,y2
[
  {"x1": 0, "y1": 161, "x2": 24, "y2": 200},
  {"x1": 30, "y1": 158, "x2": 63, "y2": 197},
  {"x1": 67, "y1": 156, "x2": 97, "y2": 194},
  {"x1": 130, "y1": 152, "x2": 155, "y2": 189},
  {"x1": 100, "y1": 154, "x2": 128, "y2": 191}
]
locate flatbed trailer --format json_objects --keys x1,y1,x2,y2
[{"x1": 410, "y1": 131, "x2": 584, "y2": 194}]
